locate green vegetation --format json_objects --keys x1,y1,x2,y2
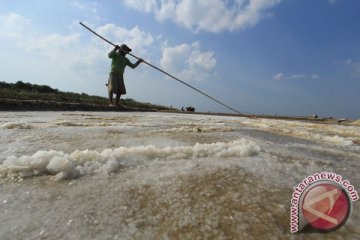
[{"x1": 0, "y1": 81, "x2": 170, "y2": 110}]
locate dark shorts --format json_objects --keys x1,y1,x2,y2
[{"x1": 108, "y1": 72, "x2": 126, "y2": 95}]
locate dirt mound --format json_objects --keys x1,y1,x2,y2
[{"x1": 351, "y1": 119, "x2": 360, "y2": 125}]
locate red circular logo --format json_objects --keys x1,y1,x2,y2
[{"x1": 301, "y1": 183, "x2": 351, "y2": 231}]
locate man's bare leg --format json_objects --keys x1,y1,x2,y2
[
  {"x1": 115, "y1": 94, "x2": 121, "y2": 106},
  {"x1": 108, "y1": 91, "x2": 114, "y2": 105}
]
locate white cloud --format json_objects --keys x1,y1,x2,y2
[
  {"x1": 70, "y1": 1, "x2": 102, "y2": 22},
  {"x1": 161, "y1": 43, "x2": 191, "y2": 73},
  {"x1": 0, "y1": 14, "x2": 97, "y2": 70},
  {"x1": 123, "y1": 0, "x2": 158, "y2": 13},
  {"x1": 341, "y1": 59, "x2": 360, "y2": 76},
  {"x1": 26, "y1": 33, "x2": 86, "y2": 66},
  {"x1": 160, "y1": 42, "x2": 217, "y2": 81},
  {"x1": 287, "y1": 74, "x2": 306, "y2": 80},
  {"x1": 0, "y1": 13, "x2": 31, "y2": 37},
  {"x1": 273, "y1": 72, "x2": 318, "y2": 80},
  {"x1": 188, "y1": 49, "x2": 216, "y2": 71},
  {"x1": 311, "y1": 74, "x2": 320, "y2": 79},
  {"x1": 353, "y1": 63, "x2": 360, "y2": 75},
  {"x1": 329, "y1": 0, "x2": 336, "y2": 5},
  {"x1": 124, "y1": 0, "x2": 282, "y2": 33},
  {"x1": 273, "y1": 72, "x2": 284, "y2": 80},
  {"x1": 156, "y1": 0, "x2": 177, "y2": 22},
  {"x1": 96, "y1": 24, "x2": 154, "y2": 56},
  {"x1": 71, "y1": 1, "x2": 86, "y2": 10}
]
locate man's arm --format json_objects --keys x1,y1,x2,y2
[
  {"x1": 108, "y1": 45, "x2": 120, "y2": 58},
  {"x1": 126, "y1": 58, "x2": 143, "y2": 69}
]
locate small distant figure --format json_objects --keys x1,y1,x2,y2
[
  {"x1": 186, "y1": 106, "x2": 195, "y2": 112},
  {"x1": 181, "y1": 107, "x2": 184, "y2": 111},
  {"x1": 107, "y1": 44, "x2": 143, "y2": 106}
]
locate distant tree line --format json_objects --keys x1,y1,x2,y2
[
  {"x1": 0, "y1": 81, "x2": 59, "y2": 94},
  {"x1": 0, "y1": 81, "x2": 170, "y2": 110},
  {"x1": 0, "y1": 81, "x2": 105, "y2": 104}
]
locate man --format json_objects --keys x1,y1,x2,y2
[{"x1": 107, "y1": 44, "x2": 143, "y2": 106}]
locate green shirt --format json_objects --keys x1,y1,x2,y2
[{"x1": 108, "y1": 49, "x2": 140, "y2": 75}]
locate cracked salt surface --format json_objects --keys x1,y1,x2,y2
[{"x1": 0, "y1": 111, "x2": 359, "y2": 239}]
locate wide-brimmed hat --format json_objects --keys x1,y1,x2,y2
[{"x1": 120, "y1": 44, "x2": 132, "y2": 53}]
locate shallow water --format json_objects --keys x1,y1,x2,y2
[{"x1": 0, "y1": 111, "x2": 359, "y2": 239}]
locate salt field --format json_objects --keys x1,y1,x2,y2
[{"x1": 0, "y1": 111, "x2": 359, "y2": 239}]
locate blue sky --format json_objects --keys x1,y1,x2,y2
[{"x1": 0, "y1": 0, "x2": 359, "y2": 118}]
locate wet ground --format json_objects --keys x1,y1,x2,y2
[{"x1": 0, "y1": 112, "x2": 359, "y2": 239}]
